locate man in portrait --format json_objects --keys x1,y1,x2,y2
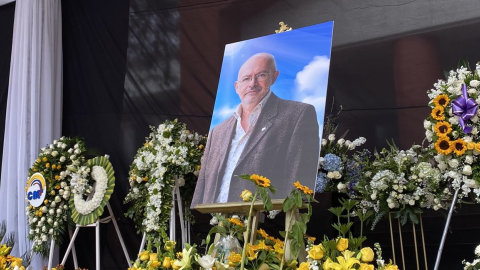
[{"x1": 191, "y1": 52, "x2": 319, "y2": 207}]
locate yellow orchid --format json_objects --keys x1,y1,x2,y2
[
  {"x1": 0, "y1": 244, "x2": 12, "y2": 256},
  {"x1": 326, "y1": 250, "x2": 360, "y2": 270}
]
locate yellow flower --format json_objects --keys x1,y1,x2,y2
[
  {"x1": 308, "y1": 244, "x2": 324, "y2": 260},
  {"x1": 55, "y1": 175, "x2": 60, "y2": 180},
  {"x1": 327, "y1": 250, "x2": 360, "y2": 270},
  {"x1": 434, "y1": 121, "x2": 452, "y2": 136},
  {"x1": 52, "y1": 164, "x2": 57, "y2": 169},
  {"x1": 307, "y1": 235, "x2": 316, "y2": 243},
  {"x1": 273, "y1": 242, "x2": 284, "y2": 256},
  {"x1": 336, "y1": 238, "x2": 349, "y2": 252},
  {"x1": 57, "y1": 165, "x2": 61, "y2": 170},
  {"x1": 227, "y1": 251, "x2": 242, "y2": 267},
  {"x1": 434, "y1": 136, "x2": 452, "y2": 155},
  {"x1": 476, "y1": 143, "x2": 480, "y2": 152},
  {"x1": 139, "y1": 251, "x2": 150, "y2": 261},
  {"x1": 298, "y1": 262, "x2": 310, "y2": 270},
  {"x1": 42, "y1": 157, "x2": 47, "y2": 162},
  {"x1": 10, "y1": 256, "x2": 22, "y2": 267},
  {"x1": 250, "y1": 174, "x2": 271, "y2": 187},
  {"x1": 240, "y1": 189, "x2": 253, "y2": 202},
  {"x1": 257, "y1": 240, "x2": 268, "y2": 250},
  {"x1": 293, "y1": 181, "x2": 313, "y2": 195},
  {"x1": 360, "y1": 247, "x2": 374, "y2": 262},
  {"x1": 468, "y1": 142, "x2": 476, "y2": 150},
  {"x1": 165, "y1": 240, "x2": 176, "y2": 251},
  {"x1": 46, "y1": 163, "x2": 50, "y2": 168},
  {"x1": 385, "y1": 264, "x2": 399, "y2": 270},
  {"x1": 433, "y1": 94, "x2": 450, "y2": 108},
  {"x1": 431, "y1": 106, "x2": 445, "y2": 121},
  {"x1": 0, "y1": 244, "x2": 12, "y2": 256},
  {"x1": 452, "y1": 139, "x2": 467, "y2": 156},
  {"x1": 359, "y1": 263, "x2": 374, "y2": 270},
  {"x1": 257, "y1": 228, "x2": 269, "y2": 238},
  {"x1": 149, "y1": 253, "x2": 158, "y2": 262},
  {"x1": 228, "y1": 218, "x2": 244, "y2": 227},
  {"x1": 163, "y1": 257, "x2": 172, "y2": 268},
  {"x1": 246, "y1": 244, "x2": 258, "y2": 261},
  {"x1": 323, "y1": 258, "x2": 333, "y2": 270},
  {"x1": 199, "y1": 144, "x2": 204, "y2": 150},
  {"x1": 149, "y1": 261, "x2": 161, "y2": 269}
]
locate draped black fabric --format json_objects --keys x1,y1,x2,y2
[{"x1": 0, "y1": 2, "x2": 15, "y2": 178}]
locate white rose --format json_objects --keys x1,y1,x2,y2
[
  {"x1": 448, "y1": 117, "x2": 459, "y2": 125},
  {"x1": 465, "y1": 155, "x2": 474, "y2": 164},
  {"x1": 328, "y1": 134, "x2": 335, "y2": 141},
  {"x1": 475, "y1": 245, "x2": 480, "y2": 256},
  {"x1": 472, "y1": 127, "x2": 479, "y2": 135},
  {"x1": 56, "y1": 209, "x2": 62, "y2": 214},
  {"x1": 470, "y1": 80, "x2": 480, "y2": 87},
  {"x1": 209, "y1": 216, "x2": 218, "y2": 226},
  {"x1": 52, "y1": 151, "x2": 58, "y2": 157},
  {"x1": 468, "y1": 88, "x2": 477, "y2": 94},
  {"x1": 463, "y1": 165, "x2": 473, "y2": 175},
  {"x1": 337, "y1": 138, "x2": 345, "y2": 145},
  {"x1": 388, "y1": 202, "x2": 396, "y2": 209},
  {"x1": 49, "y1": 209, "x2": 54, "y2": 215},
  {"x1": 337, "y1": 183, "x2": 346, "y2": 192},
  {"x1": 321, "y1": 139, "x2": 327, "y2": 146},
  {"x1": 409, "y1": 200, "x2": 415, "y2": 206},
  {"x1": 472, "y1": 116, "x2": 479, "y2": 123},
  {"x1": 423, "y1": 120, "x2": 431, "y2": 129},
  {"x1": 327, "y1": 172, "x2": 335, "y2": 179},
  {"x1": 60, "y1": 156, "x2": 66, "y2": 162},
  {"x1": 425, "y1": 130, "x2": 433, "y2": 142},
  {"x1": 332, "y1": 171, "x2": 342, "y2": 179},
  {"x1": 465, "y1": 179, "x2": 477, "y2": 188},
  {"x1": 41, "y1": 206, "x2": 48, "y2": 213},
  {"x1": 448, "y1": 159, "x2": 459, "y2": 168}
]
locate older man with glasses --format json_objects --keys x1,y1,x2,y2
[{"x1": 191, "y1": 52, "x2": 320, "y2": 207}]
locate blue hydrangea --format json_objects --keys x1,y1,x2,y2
[
  {"x1": 315, "y1": 172, "x2": 329, "y2": 193},
  {"x1": 323, "y1": 153, "x2": 342, "y2": 172}
]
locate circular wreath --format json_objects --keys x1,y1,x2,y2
[
  {"x1": 124, "y1": 119, "x2": 206, "y2": 245},
  {"x1": 26, "y1": 137, "x2": 87, "y2": 256},
  {"x1": 69, "y1": 156, "x2": 115, "y2": 225},
  {"x1": 425, "y1": 61, "x2": 480, "y2": 202}
]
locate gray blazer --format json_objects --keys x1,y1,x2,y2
[{"x1": 191, "y1": 93, "x2": 319, "y2": 207}]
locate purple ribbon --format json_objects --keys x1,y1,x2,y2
[{"x1": 452, "y1": 83, "x2": 477, "y2": 133}]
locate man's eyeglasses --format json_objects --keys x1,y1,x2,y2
[{"x1": 238, "y1": 72, "x2": 270, "y2": 85}]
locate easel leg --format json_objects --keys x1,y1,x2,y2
[
  {"x1": 107, "y1": 203, "x2": 131, "y2": 267},
  {"x1": 47, "y1": 239, "x2": 55, "y2": 270},
  {"x1": 96, "y1": 221, "x2": 100, "y2": 270},
  {"x1": 61, "y1": 226, "x2": 81, "y2": 265}
]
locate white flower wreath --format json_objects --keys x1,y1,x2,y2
[{"x1": 74, "y1": 166, "x2": 108, "y2": 215}]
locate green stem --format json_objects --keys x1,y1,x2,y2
[{"x1": 240, "y1": 191, "x2": 258, "y2": 270}]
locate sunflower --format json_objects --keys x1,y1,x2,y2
[
  {"x1": 434, "y1": 136, "x2": 452, "y2": 155},
  {"x1": 434, "y1": 121, "x2": 452, "y2": 136},
  {"x1": 250, "y1": 174, "x2": 271, "y2": 187},
  {"x1": 452, "y1": 139, "x2": 467, "y2": 156},
  {"x1": 228, "y1": 217, "x2": 244, "y2": 227},
  {"x1": 433, "y1": 94, "x2": 450, "y2": 108},
  {"x1": 293, "y1": 181, "x2": 314, "y2": 195},
  {"x1": 431, "y1": 106, "x2": 445, "y2": 121}
]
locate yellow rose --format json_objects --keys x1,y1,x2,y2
[
  {"x1": 385, "y1": 265, "x2": 399, "y2": 270},
  {"x1": 359, "y1": 263, "x2": 374, "y2": 270},
  {"x1": 298, "y1": 262, "x2": 310, "y2": 270},
  {"x1": 360, "y1": 247, "x2": 374, "y2": 262},
  {"x1": 139, "y1": 251, "x2": 150, "y2": 261},
  {"x1": 149, "y1": 253, "x2": 158, "y2": 262},
  {"x1": 165, "y1": 240, "x2": 176, "y2": 251},
  {"x1": 240, "y1": 189, "x2": 253, "y2": 202},
  {"x1": 163, "y1": 257, "x2": 172, "y2": 268},
  {"x1": 336, "y1": 238, "x2": 349, "y2": 252},
  {"x1": 307, "y1": 244, "x2": 324, "y2": 260}
]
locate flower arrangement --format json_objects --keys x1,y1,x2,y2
[
  {"x1": 352, "y1": 144, "x2": 451, "y2": 227},
  {"x1": 26, "y1": 137, "x2": 87, "y2": 256},
  {"x1": 0, "y1": 221, "x2": 32, "y2": 270},
  {"x1": 304, "y1": 201, "x2": 398, "y2": 270},
  {"x1": 463, "y1": 244, "x2": 480, "y2": 269},
  {"x1": 316, "y1": 113, "x2": 367, "y2": 194},
  {"x1": 425, "y1": 62, "x2": 480, "y2": 202},
  {"x1": 124, "y1": 119, "x2": 206, "y2": 246}
]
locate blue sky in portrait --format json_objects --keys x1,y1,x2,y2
[{"x1": 210, "y1": 21, "x2": 334, "y2": 140}]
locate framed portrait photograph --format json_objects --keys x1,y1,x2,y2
[{"x1": 192, "y1": 21, "x2": 334, "y2": 207}]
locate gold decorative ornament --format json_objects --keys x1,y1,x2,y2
[{"x1": 275, "y1": 21, "x2": 293, "y2": 33}]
